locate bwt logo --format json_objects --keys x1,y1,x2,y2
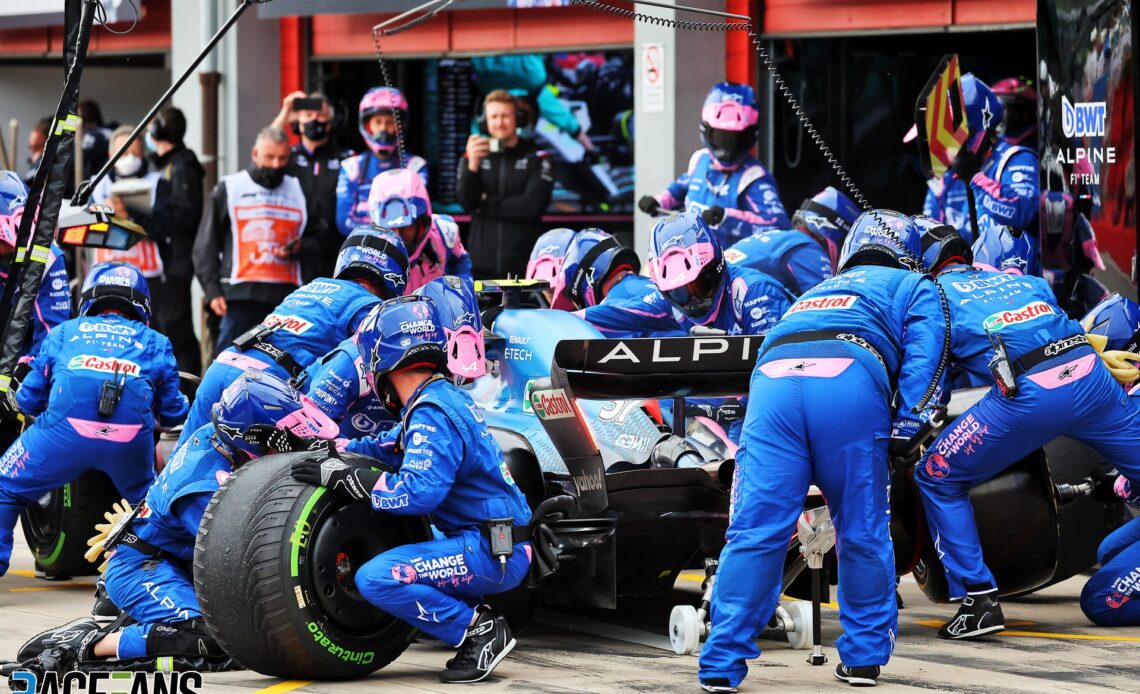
[
  {"x1": 9, "y1": 670, "x2": 203, "y2": 694},
  {"x1": 1061, "y1": 96, "x2": 1106, "y2": 138}
]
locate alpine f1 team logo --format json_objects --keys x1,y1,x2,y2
[
  {"x1": 787, "y1": 294, "x2": 857, "y2": 314},
  {"x1": 982, "y1": 301, "x2": 1055, "y2": 331},
  {"x1": 67, "y1": 355, "x2": 141, "y2": 376}
]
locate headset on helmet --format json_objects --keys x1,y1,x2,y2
[
  {"x1": 913, "y1": 214, "x2": 973, "y2": 273},
  {"x1": 415, "y1": 276, "x2": 485, "y2": 381},
  {"x1": 0, "y1": 170, "x2": 28, "y2": 254},
  {"x1": 555, "y1": 228, "x2": 640, "y2": 310},
  {"x1": 1082, "y1": 293, "x2": 1140, "y2": 355},
  {"x1": 210, "y1": 369, "x2": 338, "y2": 464},
  {"x1": 699, "y1": 82, "x2": 759, "y2": 167},
  {"x1": 358, "y1": 87, "x2": 408, "y2": 157},
  {"x1": 367, "y1": 169, "x2": 432, "y2": 253},
  {"x1": 958, "y1": 73, "x2": 1004, "y2": 159},
  {"x1": 971, "y1": 224, "x2": 1039, "y2": 276},
  {"x1": 356, "y1": 296, "x2": 449, "y2": 414},
  {"x1": 792, "y1": 186, "x2": 862, "y2": 262},
  {"x1": 526, "y1": 228, "x2": 577, "y2": 286},
  {"x1": 838, "y1": 210, "x2": 924, "y2": 272},
  {"x1": 647, "y1": 212, "x2": 726, "y2": 325},
  {"x1": 334, "y1": 227, "x2": 410, "y2": 299},
  {"x1": 79, "y1": 261, "x2": 152, "y2": 324}
]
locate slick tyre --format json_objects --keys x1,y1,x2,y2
[
  {"x1": 194, "y1": 452, "x2": 432, "y2": 680},
  {"x1": 20, "y1": 471, "x2": 119, "y2": 578}
]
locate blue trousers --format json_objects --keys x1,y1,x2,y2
[
  {"x1": 915, "y1": 349, "x2": 1140, "y2": 598},
  {"x1": 176, "y1": 350, "x2": 289, "y2": 449},
  {"x1": 1081, "y1": 516, "x2": 1140, "y2": 626},
  {"x1": 355, "y1": 529, "x2": 530, "y2": 646},
  {"x1": 214, "y1": 300, "x2": 275, "y2": 359},
  {"x1": 103, "y1": 545, "x2": 200, "y2": 659},
  {"x1": 0, "y1": 421, "x2": 154, "y2": 576},
  {"x1": 699, "y1": 345, "x2": 897, "y2": 687}
]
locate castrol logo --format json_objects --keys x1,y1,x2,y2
[
  {"x1": 530, "y1": 388, "x2": 575, "y2": 420},
  {"x1": 263, "y1": 313, "x2": 313, "y2": 335},
  {"x1": 982, "y1": 301, "x2": 1055, "y2": 331},
  {"x1": 67, "y1": 355, "x2": 141, "y2": 376},
  {"x1": 787, "y1": 294, "x2": 857, "y2": 314}
]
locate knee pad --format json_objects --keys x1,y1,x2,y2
[{"x1": 145, "y1": 620, "x2": 225, "y2": 658}]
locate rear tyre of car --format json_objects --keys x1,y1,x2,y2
[{"x1": 21, "y1": 471, "x2": 118, "y2": 578}]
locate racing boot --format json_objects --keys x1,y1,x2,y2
[
  {"x1": 439, "y1": 606, "x2": 515, "y2": 684},
  {"x1": 938, "y1": 589, "x2": 1005, "y2": 640},
  {"x1": 834, "y1": 663, "x2": 880, "y2": 687},
  {"x1": 15, "y1": 618, "x2": 103, "y2": 663},
  {"x1": 91, "y1": 580, "x2": 122, "y2": 624}
]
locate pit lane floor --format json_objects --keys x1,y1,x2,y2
[{"x1": 3, "y1": 529, "x2": 1140, "y2": 693}]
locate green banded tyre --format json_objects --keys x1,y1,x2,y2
[
  {"x1": 21, "y1": 470, "x2": 118, "y2": 578},
  {"x1": 194, "y1": 452, "x2": 432, "y2": 680}
]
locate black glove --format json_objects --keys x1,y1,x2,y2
[
  {"x1": 0, "y1": 389, "x2": 20, "y2": 424},
  {"x1": 637, "y1": 195, "x2": 661, "y2": 216},
  {"x1": 270, "y1": 427, "x2": 338, "y2": 456},
  {"x1": 701, "y1": 205, "x2": 726, "y2": 227},
  {"x1": 889, "y1": 437, "x2": 921, "y2": 472},
  {"x1": 291, "y1": 457, "x2": 382, "y2": 502},
  {"x1": 951, "y1": 146, "x2": 984, "y2": 181},
  {"x1": 1093, "y1": 470, "x2": 1122, "y2": 503}
]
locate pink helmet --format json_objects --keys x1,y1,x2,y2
[
  {"x1": 0, "y1": 170, "x2": 28, "y2": 254},
  {"x1": 526, "y1": 227, "x2": 577, "y2": 288},
  {"x1": 358, "y1": 87, "x2": 409, "y2": 156},
  {"x1": 368, "y1": 169, "x2": 432, "y2": 259}
]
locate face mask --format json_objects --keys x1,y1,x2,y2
[
  {"x1": 250, "y1": 166, "x2": 286, "y2": 189},
  {"x1": 114, "y1": 154, "x2": 144, "y2": 178},
  {"x1": 144, "y1": 132, "x2": 158, "y2": 154},
  {"x1": 300, "y1": 120, "x2": 329, "y2": 141}
]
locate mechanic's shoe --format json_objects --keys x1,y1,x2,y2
[
  {"x1": 439, "y1": 607, "x2": 515, "y2": 683},
  {"x1": 938, "y1": 590, "x2": 1005, "y2": 640},
  {"x1": 91, "y1": 580, "x2": 122, "y2": 624},
  {"x1": 895, "y1": 590, "x2": 905, "y2": 610},
  {"x1": 834, "y1": 663, "x2": 880, "y2": 687},
  {"x1": 699, "y1": 677, "x2": 738, "y2": 692},
  {"x1": 16, "y1": 618, "x2": 102, "y2": 662}
]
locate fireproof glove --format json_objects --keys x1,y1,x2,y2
[
  {"x1": 952, "y1": 146, "x2": 984, "y2": 181},
  {"x1": 637, "y1": 195, "x2": 661, "y2": 216},
  {"x1": 701, "y1": 205, "x2": 726, "y2": 227},
  {"x1": 290, "y1": 457, "x2": 382, "y2": 502}
]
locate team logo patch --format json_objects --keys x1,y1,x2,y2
[
  {"x1": 925, "y1": 453, "x2": 950, "y2": 479},
  {"x1": 724, "y1": 248, "x2": 747, "y2": 263},
  {"x1": 787, "y1": 294, "x2": 858, "y2": 314},
  {"x1": 263, "y1": 313, "x2": 313, "y2": 335},
  {"x1": 391, "y1": 563, "x2": 418, "y2": 584},
  {"x1": 982, "y1": 301, "x2": 1054, "y2": 331},
  {"x1": 67, "y1": 355, "x2": 141, "y2": 376}
]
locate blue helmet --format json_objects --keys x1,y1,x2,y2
[
  {"x1": 838, "y1": 210, "x2": 923, "y2": 272},
  {"x1": 700, "y1": 82, "x2": 760, "y2": 166},
  {"x1": 1082, "y1": 293, "x2": 1140, "y2": 354},
  {"x1": 647, "y1": 212, "x2": 725, "y2": 325},
  {"x1": 334, "y1": 227, "x2": 409, "y2": 299},
  {"x1": 792, "y1": 186, "x2": 862, "y2": 251},
  {"x1": 960, "y1": 73, "x2": 1004, "y2": 157},
  {"x1": 913, "y1": 214, "x2": 972, "y2": 273},
  {"x1": 211, "y1": 369, "x2": 338, "y2": 463},
  {"x1": 0, "y1": 170, "x2": 29, "y2": 253},
  {"x1": 526, "y1": 227, "x2": 577, "y2": 285},
  {"x1": 414, "y1": 275, "x2": 486, "y2": 380},
  {"x1": 556, "y1": 228, "x2": 640, "y2": 309},
  {"x1": 971, "y1": 225, "x2": 1039, "y2": 275},
  {"x1": 79, "y1": 261, "x2": 151, "y2": 324},
  {"x1": 357, "y1": 296, "x2": 448, "y2": 409}
]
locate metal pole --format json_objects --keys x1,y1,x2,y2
[{"x1": 73, "y1": 0, "x2": 256, "y2": 206}]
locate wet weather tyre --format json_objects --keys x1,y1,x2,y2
[
  {"x1": 21, "y1": 471, "x2": 118, "y2": 578},
  {"x1": 194, "y1": 452, "x2": 432, "y2": 680}
]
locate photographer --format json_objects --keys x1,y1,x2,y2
[{"x1": 457, "y1": 90, "x2": 553, "y2": 280}]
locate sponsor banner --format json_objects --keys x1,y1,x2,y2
[{"x1": 531, "y1": 388, "x2": 575, "y2": 420}]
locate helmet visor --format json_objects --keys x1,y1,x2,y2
[
  {"x1": 702, "y1": 125, "x2": 755, "y2": 165},
  {"x1": 662, "y1": 263, "x2": 720, "y2": 320}
]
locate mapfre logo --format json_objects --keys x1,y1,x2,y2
[
  {"x1": 263, "y1": 313, "x2": 313, "y2": 335},
  {"x1": 67, "y1": 355, "x2": 141, "y2": 376},
  {"x1": 982, "y1": 301, "x2": 1055, "y2": 331},
  {"x1": 530, "y1": 388, "x2": 575, "y2": 420},
  {"x1": 1061, "y1": 95, "x2": 1106, "y2": 138},
  {"x1": 787, "y1": 294, "x2": 857, "y2": 314}
]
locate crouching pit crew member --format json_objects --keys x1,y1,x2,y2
[
  {"x1": 913, "y1": 221, "x2": 1140, "y2": 640},
  {"x1": 698, "y1": 211, "x2": 947, "y2": 692},
  {"x1": 5, "y1": 370, "x2": 337, "y2": 676},
  {"x1": 0, "y1": 263, "x2": 187, "y2": 578},
  {"x1": 291, "y1": 295, "x2": 531, "y2": 683}
]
